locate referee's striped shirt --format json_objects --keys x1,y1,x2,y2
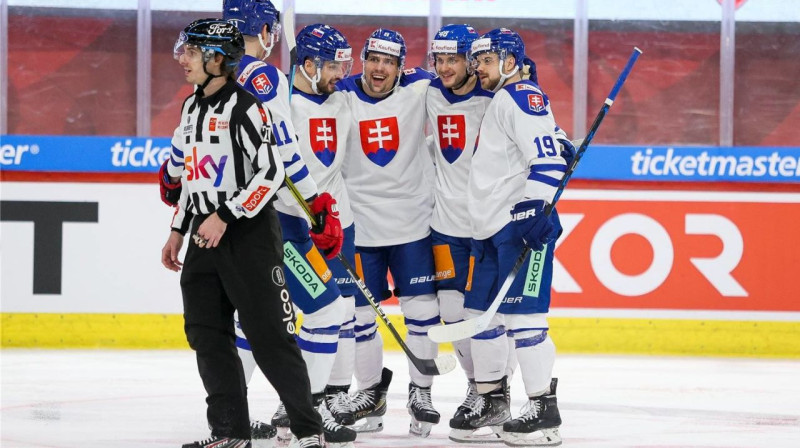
[{"x1": 168, "y1": 79, "x2": 285, "y2": 234}]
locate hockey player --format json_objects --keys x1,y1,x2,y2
[
  {"x1": 336, "y1": 28, "x2": 440, "y2": 438},
  {"x1": 463, "y1": 28, "x2": 568, "y2": 447},
  {"x1": 160, "y1": 18, "x2": 322, "y2": 448},
  {"x1": 222, "y1": 1, "x2": 354, "y2": 447},
  {"x1": 425, "y1": 23, "x2": 522, "y2": 444},
  {"x1": 289, "y1": 23, "x2": 361, "y2": 428}
]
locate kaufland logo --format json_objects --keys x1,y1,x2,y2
[
  {"x1": 431, "y1": 40, "x2": 458, "y2": 54},
  {"x1": 367, "y1": 38, "x2": 402, "y2": 57},
  {"x1": 110, "y1": 139, "x2": 171, "y2": 167},
  {"x1": 335, "y1": 48, "x2": 352, "y2": 61}
]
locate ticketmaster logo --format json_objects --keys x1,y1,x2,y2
[
  {"x1": 631, "y1": 148, "x2": 800, "y2": 179},
  {"x1": 110, "y1": 139, "x2": 171, "y2": 167}
]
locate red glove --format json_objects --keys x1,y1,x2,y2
[
  {"x1": 159, "y1": 159, "x2": 182, "y2": 206},
  {"x1": 309, "y1": 192, "x2": 343, "y2": 259}
]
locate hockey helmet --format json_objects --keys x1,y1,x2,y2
[
  {"x1": 174, "y1": 18, "x2": 245, "y2": 68},
  {"x1": 470, "y1": 27, "x2": 526, "y2": 69},
  {"x1": 361, "y1": 28, "x2": 407, "y2": 70},
  {"x1": 223, "y1": 0, "x2": 281, "y2": 57}
]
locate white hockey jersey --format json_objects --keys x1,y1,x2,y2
[
  {"x1": 290, "y1": 88, "x2": 354, "y2": 228},
  {"x1": 425, "y1": 77, "x2": 493, "y2": 238},
  {"x1": 236, "y1": 55, "x2": 318, "y2": 220},
  {"x1": 468, "y1": 80, "x2": 566, "y2": 240},
  {"x1": 337, "y1": 69, "x2": 435, "y2": 247}
]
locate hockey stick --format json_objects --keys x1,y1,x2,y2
[
  {"x1": 282, "y1": 7, "x2": 297, "y2": 100},
  {"x1": 282, "y1": 177, "x2": 457, "y2": 375},
  {"x1": 428, "y1": 47, "x2": 643, "y2": 344},
  {"x1": 279, "y1": 12, "x2": 454, "y2": 375}
]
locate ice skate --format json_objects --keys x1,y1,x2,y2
[
  {"x1": 250, "y1": 420, "x2": 277, "y2": 440},
  {"x1": 287, "y1": 434, "x2": 323, "y2": 448},
  {"x1": 407, "y1": 383, "x2": 441, "y2": 438},
  {"x1": 449, "y1": 380, "x2": 479, "y2": 429},
  {"x1": 325, "y1": 385, "x2": 355, "y2": 425},
  {"x1": 271, "y1": 401, "x2": 292, "y2": 444},
  {"x1": 313, "y1": 393, "x2": 357, "y2": 447},
  {"x1": 350, "y1": 367, "x2": 392, "y2": 433},
  {"x1": 182, "y1": 436, "x2": 251, "y2": 448},
  {"x1": 502, "y1": 379, "x2": 562, "y2": 447},
  {"x1": 450, "y1": 377, "x2": 510, "y2": 444}
]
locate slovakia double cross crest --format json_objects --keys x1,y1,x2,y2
[
  {"x1": 359, "y1": 117, "x2": 399, "y2": 167},
  {"x1": 309, "y1": 118, "x2": 337, "y2": 167},
  {"x1": 437, "y1": 114, "x2": 466, "y2": 164}
]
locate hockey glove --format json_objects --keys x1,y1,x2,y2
[
  {"x1": 309, "y1": 192, "x2": 344, "y2": 259},
  {"x1": 158, "y1": 159, "x2": 182, "y2": 206},
  {"x1": 511, "y1": 199, "x2": 554, "y2": 252},
  {"x1": 558, "y1": 138, "x2": 577, "y2": 168}
]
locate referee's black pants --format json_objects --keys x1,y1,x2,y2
[{"x1": 180, "y1": 206, "x2": 322, "y2": 439}]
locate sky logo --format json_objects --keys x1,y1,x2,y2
[{"x1": 186, "y1": 146, "x2": 227, "y2": 187}]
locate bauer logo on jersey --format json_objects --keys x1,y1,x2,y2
[
  {"x1": 309, "y1": 118, "x2": 338, "y2": 167},
  {"x1": 437, "y1": 115, "x2": 466, "y2": 164},
  {"x1": 251, "y1": 73, "x2": 273, "y2": 95},
  {"x1": 528, "y1": 94, "x2": 546, "y2": 113},
  {"x1": 359, "y1": 117, "x2": 399, "y2": 167}
]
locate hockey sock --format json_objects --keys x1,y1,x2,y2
[
  {"x1": 354, "y1": 305, "x2": 384, "y2": 390},
  {"x1": 297, "y1": 298, "x2": 345, "y2": 394},
  {"x1": 468, "y1": 309, "x2": 508, "y2": 390},
  {"x1": 399, "y1": 294, "x2": 440, "y2": 387},
  {"x1": 328, "y1": 296, "x2": 356, "y2": 387},
  {"x1": 438, "y1": 289, "x2": 474, "y2": 379}
]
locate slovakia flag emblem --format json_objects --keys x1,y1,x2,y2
[
  {"x1": 359, "y1": 117, "x2": 399, "y2": 167},
  {"x1": 309, "y1": 118, "x2": 338, "y2": 167},
  {"x1": 251, "y1": 73, "x2": 273, "y2": 95},
  {"x1": 528, "y1": 94, "x2": 545, "y2": 113},
  {"x1": 437, "y1": 115, "x2": 466, "y2": 164}
]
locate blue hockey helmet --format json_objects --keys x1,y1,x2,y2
[
  {"x1": 223, "y1": 0, "x2": 281, "y2": 57},
  {"x1": 296, "y1": 24, "x2": 353, "y2": 93},
  {"x1": 361, "y1": 28, "x2": 407, "y2": 70},
  {"x1": 430, "y1": 24, "x2": 479, "y2": 57},
  {"x1": 296, "y1": 24, "x2": 352, "y2": 71},
  {"x1": 428, "y1": 23, "x2": 480, "y2": 72},
  {"x1": 470, "y1": 27, "x2": 526, "y2": 69},
  {"x1": 174, "y1": 18, "x2": 245, "y2": 69}
]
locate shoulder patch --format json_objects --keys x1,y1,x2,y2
[
  {"x1": 403, "y1": 68, "x2": 417, "y2": 75},
  {"x1": 504, "y1": 82, "x2": 551, "y2": 117},
  {"x1": 237, "y1": 60, "x2": 267, "y2": 86}
]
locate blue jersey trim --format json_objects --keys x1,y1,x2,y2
[{"x1": 430, "y1": 76, "x2": 493, "y2": 104}]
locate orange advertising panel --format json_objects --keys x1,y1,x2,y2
[{"x1": 553, "y1": 192, "x2": 800, "y2": 311}]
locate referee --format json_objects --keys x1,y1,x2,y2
[{"x1": 160, "y1": 18, "x2": 322, "y2": 448}]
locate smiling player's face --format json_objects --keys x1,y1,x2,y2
[{"x1": 363, "y1": 52, "x2": 400, "y2": 97}]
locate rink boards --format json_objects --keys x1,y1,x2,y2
[{"x1": 1, "y1": 180, "x2": 799, "y2": 357}]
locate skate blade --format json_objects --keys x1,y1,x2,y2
[
  {"x1": 503, "y1": 428, "x2": 562, "y2": 447},
  {"x1": 351, "y1": 416, "x2": 383, "y2": 433},
  {"x1": 449, "y1": 426, "x2": 504, "y2": 444},
  {"x1": 409, "y1": 421, "x2": 435, "y2": 438}
]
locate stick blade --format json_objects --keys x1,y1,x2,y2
[
  {"x1": 433, "y1": 354, "x2": 457, "y2": 375},
  {"x1": 282, "y1": 7, "x2": 296, "y2": 53},
  {"x1": 427, "y1": 319, "x2": 479, "y2": 343}
]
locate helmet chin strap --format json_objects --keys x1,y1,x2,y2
[
  {"x1": 258, "y1": 33, "x2": 275, "y2": 60},
  {"x1": 299, "y1": 64, "x2": 322, "y2": 95},
  {"x1": 451, "y1": 71, "x2": 474, "y2": 92},
  {"x1": 491, "y1": 59, "x2": 519, "y2": 93},
  {"x1": 197, "y1": 58, "x2": 224, "y2": 97}
]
